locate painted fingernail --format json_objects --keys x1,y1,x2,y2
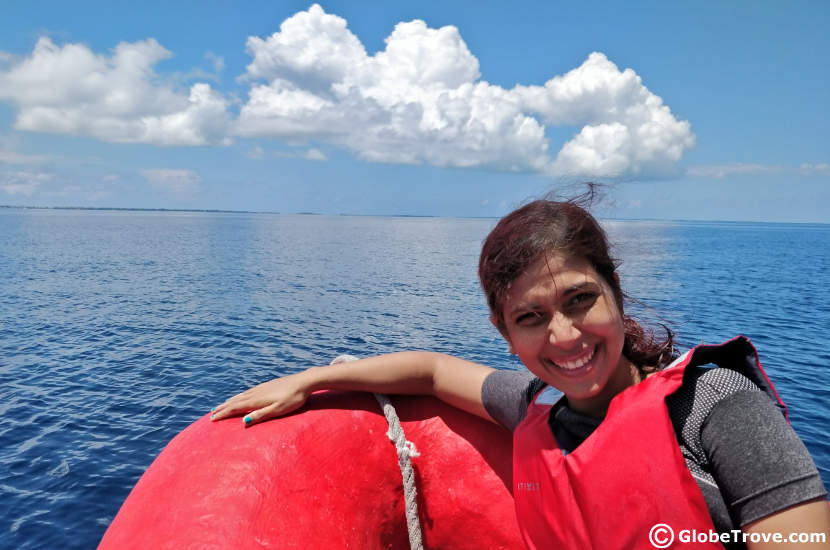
[
  {"x1": 243, "y1": 416, "x2": 252, "y2": 425},
  {"x1": 210, "y1": 414, "x2": 215, "y2": 420},
  {"x1": 211, "y1": 407, "x2": 216, "y2": 412}
]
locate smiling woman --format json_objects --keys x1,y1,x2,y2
[
  {"x1": 497, "y1": 253, "x2": 635, "y2": 417},
  {"x1": 202, "y1": 191, "x2": 829, "y2": 548}
]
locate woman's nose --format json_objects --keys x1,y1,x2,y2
[{"x1": 547, "y1": 312, "x2": 581, "y2": 348}]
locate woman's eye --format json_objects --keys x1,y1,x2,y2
[
  {"x1": 515, "y1": 312, "x2": 543, "y2": 325},
  {"x1": 568, "y1": 292, "x2": 598, "y2": 308}
]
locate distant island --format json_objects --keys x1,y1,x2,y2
[{"x1": 0, "y1": 205, "x2": 269, "y2": 214}]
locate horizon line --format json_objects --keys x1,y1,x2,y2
[{"x1": 1, "y1": 204, "x2": 827, "y2": 226}]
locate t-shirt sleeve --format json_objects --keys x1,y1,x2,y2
[
  {"x1": 481, "y1": 369, "x2": 537, "y2": 431},
  {"x1": 702, "y1": 389, "x2": 828, "y2": 526}
]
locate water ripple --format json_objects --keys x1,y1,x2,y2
[{"x1": 1, "y1": 211, "x2": 828, "y2": 549}]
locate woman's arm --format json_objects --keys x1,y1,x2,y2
[
  {"x1": 699, "y1": 387, "x2": 829, "y2": 544},
  {"x1": 743, "y1": 498, "x2": 830, "y2": 549},
  {"x1": 210, "y1": 352, "x2": 496, "y2": 426}
]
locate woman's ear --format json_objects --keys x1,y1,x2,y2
[{"x1": 490, "y1": 315, "x2": 516, "y2": 355}]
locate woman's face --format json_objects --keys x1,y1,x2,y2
[{"x1": 496, "y1": 252, "x2": 634, "y2": 417}]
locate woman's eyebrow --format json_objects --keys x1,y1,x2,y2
[
  {"x1": 509, "y1": 302, "x2": 540, "y2": 315},
  {"x1": 563, "y1": 281, "x2": 592, "y2": 294}
]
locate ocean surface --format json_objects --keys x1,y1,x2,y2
[{"x1": 1, "y1": 208, "x2": 828, "y2": 549}]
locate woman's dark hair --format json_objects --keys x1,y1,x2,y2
[{"x1": 478, "y1": 191, "x2": 676, "y2": 371}]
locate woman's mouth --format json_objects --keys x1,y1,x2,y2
[{"x1": 545, "y1": 345, "x2": 598, "y2": 375}]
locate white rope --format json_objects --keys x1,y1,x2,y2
[{"x1": 331, "y1": 355, "x2": 424, "y2": 550}]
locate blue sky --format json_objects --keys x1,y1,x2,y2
[{"x1": 0, "y1": 1, "x2": 827, "y2": 222}]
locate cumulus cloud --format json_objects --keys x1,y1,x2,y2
[
  {"x1": 0, "y1": 171, "x2": 52, "y2": 195},
  {"x1": 0, "y1": 5, "x2": 695, "y2": 179},
  {"x1": 235, "y1": 4, "x2": 694, "y2": 178},
  {"x1": 143, "y1": 169, "x2": 201, "y2": 193},
  {"x1": 0, "y1": 37, "x2": 231, "y2": 146},
  {"x1": 514, "y1": 53, "x2": 695, "y2": 177}
]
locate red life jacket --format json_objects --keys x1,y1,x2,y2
[{"x1": 512, "y1": 336, "x2": 786, "y2": 549}]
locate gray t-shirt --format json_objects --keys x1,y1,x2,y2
[{"x1": 482, "y1": 367, "x2": 826, "y2": 545}]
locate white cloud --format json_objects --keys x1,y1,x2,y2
[
  {"x1": 245, "y1": 146, "x2": 265, "y2": 159},
  {"x1": 0, "y1": 150, "x2": 49, "y2": 164},
  {"x1": 86, "y1": 189, "x2": 112, "y2": 201},
  {"x1": 235, "y1": 4, "x2": 694, "y2": 178},
  {"x1": 304, "y1": 148, "x2": 327, "y2": 161},
  {"x1": 143, "y1": 169, "x2": 201, "y2": 193},
  {"x1": 0, "y1": 37, "x2": 231, "y2": 146},
  {"x1": 800, "y1": 163, "x2": 830, "y2": 176},
  {"x1": 0, "y1": 6, "x2": 695, "y2": 179},
  {"x1": 242, "y1": 4, "x2": 367, "y2": 88},
  {"x1": 514, "y1": 52, "x2": 695, "y2": 177},
  {"x1": 0, "y1": 171, "x2": 52, "y2": 195},
  {"x1": 205, "y1": 51, "x2": 225, "y2": 73},
  {"x1": 686, "y1": 163, "x2": 783, "y2": 178},
  {"x1": 273, "y1": 147, "x2": 327, "y2": 161}
]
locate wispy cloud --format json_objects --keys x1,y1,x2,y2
[
  {"x1": 687, "y1": 162, "x2": 830, "y2": 179},
  {"x1": 304, "y1": 148, "x2": 327, "y2": 161},
  {"x1": 142, "y1": 169, "x2": 201, "y2": 194},
  {"x1": 686, "y1": 163, "x2": 784, "y2": 179},
  {"x1": 205, "y1": 51, "x2": 225, "y2": 73},
  {"x1": 273, "y1": 147, "x2": 327, "y2": 161},
  {"x1": 0, "y1": 171, "x2": 52, "y2": 195},
  {"x1": 800, "y1": 163, "x2": 830, "y2": 176},
  {"x1": 0, "y1": 150, "x2": 50, "y2": 165},
  {"x1": 245, "y1": 146, "x2": 265, "y2": 159}
]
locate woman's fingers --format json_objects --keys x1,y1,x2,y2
[
  {"x1": 209, "y1": 390, "x2": 248, "y2": 419},
  {"x1": 241, "y1": 391, "x2": 309, "y2": 426},
  {"x1": 210, "y1": 383, "x2": 273, "y2": 420},
  {"x1": 209, "y1": 375, "x2": 311, "y2": 425},
  {"x1": 210, "y1": 399, "x2": 252, "y2": 421},
  {"x1": 209, "y1": 370, "x2": 315, "y2": 425}
]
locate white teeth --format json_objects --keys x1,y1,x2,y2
[{"x1": 551, "y1": 346, "x2": 596, "y2": 371}]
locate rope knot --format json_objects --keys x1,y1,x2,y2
[{"x1": 395, "y1": 439, "x2": 420, "y2": 459}]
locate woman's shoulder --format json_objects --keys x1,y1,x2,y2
[
  {"x1": 481, "y1": 369, "x2": 539, "y2": 431},
  {"x1": 677, "y1": 365, "x2": 762, "y2": 402},
  {"x1": 666, "y1": 365, "x2": 767, "y2": 445}
]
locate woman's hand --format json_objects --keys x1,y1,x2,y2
[{"x1": 210, "y1": 371, "x2": 315, "y2": 426}]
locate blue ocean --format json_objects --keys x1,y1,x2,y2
[{"x1": 1, "y1": 208, "x2": 828, "y2": 549}]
